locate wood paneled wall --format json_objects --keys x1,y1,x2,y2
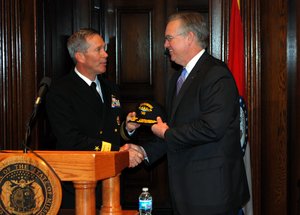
[
  {"x1": 1, "y1": 0, "x2": 300, "y2": 214},
  {"x1": 243, "y1": 1, "x2": 261, "y2": 214},
  {"x1": 287, "y1": 0, "x2": 300, "y2": 214},
  {"x1": 0, "y1": 0, "x2": 41, "y2": 150},
  {"x1": 261, "y1": 0, "x2": 288, "y2": 214}
]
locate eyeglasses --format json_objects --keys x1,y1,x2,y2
[{"x1": 164, "y1": 32, "x2": 185, "y2": 42}]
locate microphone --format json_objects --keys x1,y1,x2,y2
[
  {"x1": 23, "y1": 77, "x2": 51, "y2": 153},
  {"x1": 33, "y1": 77, "x2": 51, "y2": 109}
]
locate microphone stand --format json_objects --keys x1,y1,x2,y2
[
  {"x1": 22, "y1": 77, "x2": 51, "y2": 153},
  {"x1": 23, "y1": 108, "x2": 38, "y2": 153}
]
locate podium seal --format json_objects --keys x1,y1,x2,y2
[{"x1": 0, "y1": 153, "x2": 62, "y2": 215}]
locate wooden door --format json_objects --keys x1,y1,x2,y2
[{"x1": 101, "y1": 1, "x2": 170, "y2": 212}]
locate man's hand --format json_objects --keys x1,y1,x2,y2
[
  {"x1": 120, "y1": 143, "x2": 145, "y2": 168},
  {"x1": 126, "y1": 112, "x2": 140, "y2": 132},
  {"x1": 151, "y1": 117, "x2": 169, "y2": 139}
]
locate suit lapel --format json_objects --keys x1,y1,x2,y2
[
  {"x1": 169, "y1": 52, "x2": 210, "y2": 123},
  {"x1": 166, "y1": 70, "x2": 180, "y2": 119},
  {"x1": 71, "y1": 72, "x2": 103, "y2": 116},
  {"x1": 99, "y1": 77, "x2": 110, "y2": 117}
]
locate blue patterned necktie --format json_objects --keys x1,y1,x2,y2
[{"x1": 176, "y1": 68, "x2": 187, "y2": 95}]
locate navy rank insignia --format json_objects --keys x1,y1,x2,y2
[{"x1": 0, "y1": 153, "x2": 62, "y2": 214}]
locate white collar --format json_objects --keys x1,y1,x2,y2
[
  {"x1": 74, "y1": 67, "x2": 99, "y2": 86},
  {"x1": 184, "y1": 49, "x2": 205, "y2": 75}
]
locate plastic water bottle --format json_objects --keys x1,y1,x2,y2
[{"x1": 139, "y1": 187, "x2": 152, "y2": 215}]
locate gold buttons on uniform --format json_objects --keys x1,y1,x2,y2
[
  {"x1": 114, "y1": 129, "x2": 118, "y2": 133},
  {"x1": 99, "y1": 130, "x2": 103, "y2": 134}
]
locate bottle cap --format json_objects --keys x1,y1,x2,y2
[{"x1": 142, "y1": 187, "x2": 148, "y2": 191}]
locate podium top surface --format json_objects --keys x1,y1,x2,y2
[{"x1": 0, "y1": 150, "x2": 129, "y2": 181}]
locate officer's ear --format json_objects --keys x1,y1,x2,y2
[{"x1": 75, "y1": 51, "x2": 85, "y2": 63}]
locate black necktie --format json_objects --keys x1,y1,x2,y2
[
  {"x1": 90, "y1": 82, "x2": 102, "y2": 102},
  {"x1": 176, "y1": 68, "x2": 187, "y2": 95}
]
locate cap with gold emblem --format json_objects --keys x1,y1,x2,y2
[{"x1": 130, "y1": 100, "x2": 165, "y2": 125}]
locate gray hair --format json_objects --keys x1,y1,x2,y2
[
  {"x1": 67, "y1": 28, "x2": 100, "y2": 63},
  {"x1": 168, "y1": 12, "x2": 209, "y2": 49}
]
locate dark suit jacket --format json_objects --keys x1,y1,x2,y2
[
  {"x1": 46, "y1": 70, "x2": 127, "y2": 151},
  {"x1": 143, "y1": 52, "x2": 250, "y2": 215}
]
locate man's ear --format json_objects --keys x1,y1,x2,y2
[
  {"x1": 75, "y1": 52, "x2": 85, "y2": 63},
  {"x1": 187, "y1": 31, "x2": 195, "y2": 43}
]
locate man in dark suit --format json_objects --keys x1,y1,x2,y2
[
  {"x1": 121, "y1": 12, "x2": 250, "y2": 215},
  {"x1": 46, "y1": 28, "x2": 142, "y2": 209}
]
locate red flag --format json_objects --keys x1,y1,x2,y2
[
  {"x1": 228, "y1": 0, "x2": 245, "y2": 98},
  {"x1": 228, "y1": 1, "x2": 253, "y2": 215}
]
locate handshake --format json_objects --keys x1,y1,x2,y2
[
  {"x1": 119, "y1": 143, "x2": 145, "y2": 168},
  {"x1": 120, "y1": 110, "x2": 169, "y2": 168}
]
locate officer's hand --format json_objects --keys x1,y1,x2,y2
[
  {"x1": 126, "y1": 112, "x2": 141, "y2": 132},
  {"x1": 120, "y1": 144, "x2": 145, "y2": 168}
]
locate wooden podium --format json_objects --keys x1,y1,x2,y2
[{"x1": 0, "y1": 151, "x2": 138, "y2": 215}]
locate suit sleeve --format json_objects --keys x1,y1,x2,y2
[{"x1": 142, "y1": 136, "x2": 167, "y2": 165}]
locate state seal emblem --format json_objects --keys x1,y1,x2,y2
[{"x1": 0, "y1": 153, "x2": 62, "y2": 214}]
